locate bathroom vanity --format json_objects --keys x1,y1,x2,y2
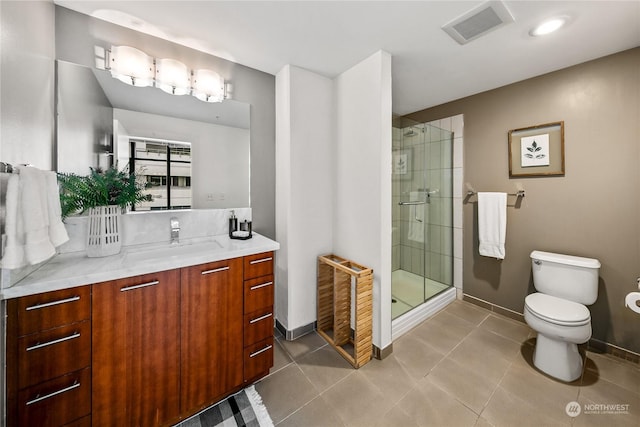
[{"x1": 2, "y1": 234, "x2": 278, "y2": 427}]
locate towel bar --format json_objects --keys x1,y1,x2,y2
[{"x1": 467, "y1": 190, "x2": 525, "y2": 198}]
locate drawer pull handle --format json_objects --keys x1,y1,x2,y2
[
  {"x1": 26, "y1": 381, "x2": 80, "y2": 406},
  {"x1": 249, "y1": 345, "x2": 273, "y2": 358},
  {"x1": 250, "y1": 257, "x2": 272, "y2": 265},
  {"x1": 201, "y1": 266, "x2": 230, "y2": 275},
  {"x1": 120, "y1": 280, "x2": 159, "y2": 292},
  {"x1": 249, "y1": 313, "x2": 273, "y2": 324},
  {"x1": 26, "y1": 332, "x2": 81, "y2": 351},
  {"x1": 250, "y1": 281, "x2": 273, "y2": 291},
  {"x1": 26, "y1": 296, "x2": 80, "y2": 311}
]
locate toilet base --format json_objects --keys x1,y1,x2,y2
[{"x1": 533, "y1": 333, "x2": 584, "y2": 382}]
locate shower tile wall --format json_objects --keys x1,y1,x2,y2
[{"x1": 392, "y1": 115, "x2": 464, "y2": 290}]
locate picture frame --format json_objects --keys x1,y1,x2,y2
[
  {"x1": 508, "y1": 121, "x2": 565, "y2": 177},
  {"x1": 392, "y1": 148, "x2": 412, "y2": 180}
]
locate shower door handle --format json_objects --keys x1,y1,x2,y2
[{"x1": 398, "y1": 201, "x2": 427, "y2": 206}]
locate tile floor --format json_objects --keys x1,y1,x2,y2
[{"x1": 256, "y1": 300, "x2": 640, "y2": 427}]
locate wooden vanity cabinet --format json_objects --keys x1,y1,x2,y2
[
  {"x1": 91, "y1": 269, "x2": 181, "y2": 427},
  {"x1": 180, "y1": 257, "x2": 244, "y2": 415},
  {"x1": 6, "y1": 286, "x2": 92, "y2": 427},
  {"x1": 242, "y1": 251, "x2": 275, "y2": 383},
  {"x1": 6, "y1": 251, "x2": 275, "y2": 427}
]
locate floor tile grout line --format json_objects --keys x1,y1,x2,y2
[
  {"x1": 271, "y1": 361, "x2": 324, "y2": 426},
  {"x1": 265, "y1": 301, "x2": 639, "y2": 427},
  {"x1": 417, "y1": 305, "x2": 524, "y2": 419}
]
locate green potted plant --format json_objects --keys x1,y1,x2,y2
[{"x1": 58, "y1": 165, "x2": 149, "y2": 257}]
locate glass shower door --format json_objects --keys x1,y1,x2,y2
[{"x1": 392, "y1": 120, "x2": 453, "y2": 320}]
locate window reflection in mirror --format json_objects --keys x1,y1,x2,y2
[{"x1": 129, "y1": 138, "x2": 192, "y2": 211}]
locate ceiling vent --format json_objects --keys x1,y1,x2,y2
[{"x1": 442, "y1": 1, "x2": 514, "y2": 45}]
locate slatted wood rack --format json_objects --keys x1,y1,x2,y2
[{"x1": 317, "y1": 254, "x2": 373, "y2": 368}]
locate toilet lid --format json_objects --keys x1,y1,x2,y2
[{"x1": 525, "y1": 293, "x2": 590, "y2": 326}]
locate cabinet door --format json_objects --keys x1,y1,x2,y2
[
  {"x1": 180, "y1": 258, "x2": 243, "y2": 414},
  {"x1": 92, "y1": 270, "x2": 180, "y2": 427}
]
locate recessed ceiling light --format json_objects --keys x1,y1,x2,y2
[{"x1": 530, "y1": 17, "x2": 567, "y2": 37}]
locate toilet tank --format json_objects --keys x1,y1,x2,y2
[{"x1": 530, "y1": 251, "x2": 601, "y2": 305}]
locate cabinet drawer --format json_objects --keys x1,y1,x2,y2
[
  {"x1": 17, "y1": 367, "x2": 91, "y2": 427},
  {"x1": 244, "y1": 275, "x2": 274, "y2": 313},
  {"x1": 243, "y1": 252, "x2": 274, "y2": 280},
  {"x1": 16, "y1": 286, "x2": 90, "y2": 336},
  {"x1": 18, "y1": 320, "x2": 91, "y2": 389},
  {"x1": 244, "y1": 337, "x2": 273, "y2": 382},
  {"x1": 244, "y1": 307, "x2": 274, "y2": 347}
]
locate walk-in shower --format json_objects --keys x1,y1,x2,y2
[{"x1": 392, "y1": 119, "x2": 455, "y2": 321}]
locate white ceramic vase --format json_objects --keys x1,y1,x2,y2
[{"x1": 86, "y1": 205, "x2": 122, "y2": 257}]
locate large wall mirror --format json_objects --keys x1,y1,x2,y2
[{"x1": 56, "y1": 59, "x2": 251, "y2": 209}]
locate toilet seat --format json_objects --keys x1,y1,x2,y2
[{"x1": 525, "y1": 293, "x2": 590, "y2": 326}]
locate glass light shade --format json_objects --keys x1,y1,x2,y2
[
  {"x1": 109, "y1": 45, "x2": 154, "y2": 87},
  {"x1": 155, "y1": 58, "x2": 191, "y2": 95},
  {"x1": 192, "y1": 69, "x2": 225, "y2": 103}
]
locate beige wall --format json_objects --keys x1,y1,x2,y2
[{"x1": 405, "y1": 48, "x2": 640, "y2": 354}]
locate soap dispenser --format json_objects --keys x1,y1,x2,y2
[{"x1": 228, "y1": 210, "x2": 238, "y2": 237}]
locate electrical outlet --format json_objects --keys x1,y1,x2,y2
[{"x1": 206, "y1": 193, "x2": 214, "y2": 201}]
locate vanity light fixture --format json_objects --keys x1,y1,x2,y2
[
  {"x1": 192, "y1": 69, "x2": 225, "y2": 103},
  {"x1": 155, "y1": 58, "x2": 191, "y2": 95},
  {"x1": 107, "y1": 45, "x2": 226, "y2": 102},
  {"x1": 529, "y1": 17, "x2": 567, "y2": 37},
  {"x1": 109, "y1": 45, "x2": 154, "y2": 87}
]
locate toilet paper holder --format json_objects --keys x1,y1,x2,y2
[{"x1": 625, "y1": 280, "x2": 640, "y2": 315}]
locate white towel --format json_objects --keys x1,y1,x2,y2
[
  {"x1": 478, "y1": 192, "x2": 507, "y2": 259},
  {"x1": 1, "y1": 167, "x2": 69, "y2": 269},
  {"x1": 1, "y1": 174, "x2": 24, "y2": 268},
  {"x1": 45, "y1": 171, "x2": 69, "y2": 247},
  {"x1": 408, "y1": 191, "x2": 425, "y2": 243}
]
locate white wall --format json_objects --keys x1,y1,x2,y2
[
  {"x1": 275, "y1": 65, "x2": 334, "y2": 331},
  {"x1": 275, "y1": 51, "x2": 393, "y2": 351},
  {"x1": 0, "y1": 1, "x2": 55, "y2": 170},
  {"x1": 333, "y1": 51, "x2": 393, "y2": 350},
  {"x1": 56, "y1": 60, "x2": 113, "y2": 175}
]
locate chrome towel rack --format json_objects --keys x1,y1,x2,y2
[{"x1": 466, "y1": 189, "x2": 525, "y2": 198}]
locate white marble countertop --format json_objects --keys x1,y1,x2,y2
[{"x1": 1, "y1": 233, "x2": 279, "y2": 300}]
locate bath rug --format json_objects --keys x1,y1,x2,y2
[{"x1": 175, "y1": 385, "x2": 274, "y2": 427}]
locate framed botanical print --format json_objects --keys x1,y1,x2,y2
[
  {"x1": 508, "y1": 121, "x2": 564, "y2": 177},
  {"x1": 392, "y1": 148, "x2": 412, "y2": 180}
]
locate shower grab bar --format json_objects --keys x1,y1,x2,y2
[{"x1": 398, "y1": 201, "x2": 427, "y2": 206}]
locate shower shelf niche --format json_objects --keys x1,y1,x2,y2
[{"x1": 317, "y1": 254, "x2": 373, "y2": 368}]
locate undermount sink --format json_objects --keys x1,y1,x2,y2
[{"x1": 125, "y1": 237, "x2": 224, "y2": 263}]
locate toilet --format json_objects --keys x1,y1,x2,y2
[{"x1": 524, "y1": 250, "x2": 601, "y2": 382}]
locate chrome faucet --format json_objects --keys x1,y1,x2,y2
[{"x1": 170, "y1": 217, "x2": 180, "y2": 244}]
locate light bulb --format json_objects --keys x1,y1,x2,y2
[{"x1": 530, "y1": 18, "x2": 566, "y2": 37}]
